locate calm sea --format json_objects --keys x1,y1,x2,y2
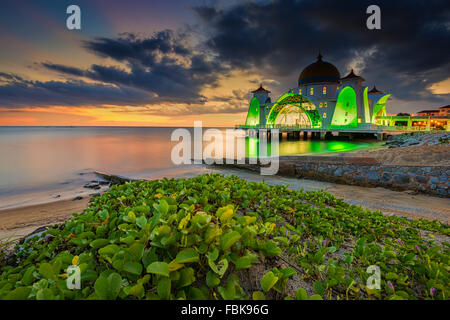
[{"x1": 0, "y1": 126, "x2": 375, "y2": 197}]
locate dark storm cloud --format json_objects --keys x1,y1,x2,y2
[
  {"x1": 40, "y1": 30, "x2": 229, "y2": 105},
  {"x1": 41, "y1": 63, "x2": 85, "y2": 77},
  {"x1": 193, "y1": 0, "x2": 450, "y2": 107},
  {"x1": 0, "y1": 73, "x2": 151, "y2": 108},
  {"x1": 194, "y1": 0, "x2": 450, "y2": 74},
  {"x1": 84, "y1": 31, "x2": 191, "y2": 60},
  {"x1": 0, "y1": 30, "x2": 228, "y2": 108}
]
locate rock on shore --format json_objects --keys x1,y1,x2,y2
[{"x1": 386, "y1": 132, "x2": 449, "y2": 148}]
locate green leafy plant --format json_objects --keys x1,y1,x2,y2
[{"x1": 0, "y1": 174, "x2": 448, "y2": 300}]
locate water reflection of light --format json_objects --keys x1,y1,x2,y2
[
  {"x1": 244, "y1": 137, "x2": 371, "y2": 157},
  {"x1": 328, "y1": 142, "x2": 347, "y2": 151},
  {"x1": 0, "y1": 127, "x2": 376, "y2": 192},
  {"x1": 247, "y1": 137, "x2": 258, "y2": 158}
]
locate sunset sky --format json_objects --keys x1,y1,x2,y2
[{"x1": 0, "y1": 0, "x2": 449, "y2": 127}]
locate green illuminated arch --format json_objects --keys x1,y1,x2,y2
[
  {"x1": 331, "y1": 86, "x2": 358, "y2": 127},
  {"x1": 266, "y1": 93, "x2": 322, "y2": 128},
  {"x1": 245, "y1": 97, "x2": 260, "y2": 127},
  {"x1": 372, "y1": 94, "x2": 391, "y2": 123},
  {"x1": 363, "y1": 87, "x2": 371, "y2": 123}
]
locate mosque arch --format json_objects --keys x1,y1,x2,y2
[
  {"x1": 363, "y1": 87, "x2": 371, "y2": 123},
  {"x1": 266, "y1": 93, "x2": 322, "y2": 128},
  {"x1": 330, "y1": 86, "x2": 358, "y2": 127},
  {"x1": 372, "y1": 94, "x2": 392, "y2": 124},
  {"x1": 274, "y1": 105, "x2": 312, "y2": 127},
  {"x1": 245, "y1": 97, "x2": 260, "y2": 127}
]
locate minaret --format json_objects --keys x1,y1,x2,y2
[
  {"x1": 251, "y1": 84, "x2": 271, "y2": 126},
  {"x1": 251, "y1": 84, "x2": 271, "y2": 105},
  {"x1": 368, "y1": 85, "x2": 386, "y2": 123},
  {"x1": 341, "y1": 69, "x2": 366, "y2": 123}
]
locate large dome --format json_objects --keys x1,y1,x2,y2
[{"x1": 298, "y1": 54, "x2": 341, "y2": 85}]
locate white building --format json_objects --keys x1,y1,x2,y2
[{"x1": 245, "y1": 54, "x2": 391, "y2": 129}]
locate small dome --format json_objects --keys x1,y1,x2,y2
[{"x1": 298, "y1": 54, "x2": 341, "y2": 86}]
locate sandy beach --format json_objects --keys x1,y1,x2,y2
[{"x1": 0, "y1": 198, "x2": 90, "y2": 240}]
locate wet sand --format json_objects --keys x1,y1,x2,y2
[
  {"x1": 1, "y1": 167, "x2": 448, "y2": 241},
  {"x1": 0, "y1": 198, "x2": 90, "y2": 240}
]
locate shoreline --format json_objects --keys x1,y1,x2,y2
[
  {"x1": 1, "y1": 135, "x2": 448, "y2": 240},
  {"x1": 1, "y1": 167, "x2": 449, "y2": 241},
  {"x1": 0, "y1": 197, "x2": 91, "y2": 240}
]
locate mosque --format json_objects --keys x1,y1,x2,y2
[{"x1": 244, "y1": 54, "x2": 391, "y2": 130}]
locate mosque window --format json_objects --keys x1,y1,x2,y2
[
  {"x1": 323, "y1": 113, "x2": 326, "y2": 118},
  {"x1": 323, "y1": 86, "x2": 327, "y2": 95},
  {"x1": 299, "y1": 89, "x2": 302, "y2": 95},
  {"x1": 324, "y1": 102, "x2": 327, "y2": 108},
  {"x1": 310, "y1": 87, "x2": 314, "y2": 95},
  {"x1": 319, "y1": 102, "x2": 323, "y2": 108}
]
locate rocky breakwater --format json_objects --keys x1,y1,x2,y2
[
  {"x1": 293, "y1": 157, "x2": 449, "y2": 197},
  {"x1": 208, "y1": 155, "x2": 449, "y2": 197},
  {"x1": 385, "y1": 132, "x2": 449, "y2": 148}
]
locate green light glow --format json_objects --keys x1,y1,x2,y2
[
  {"x1": 274, "y1": 105, "x2": 311, "y2": 126},
  {"x1": 245, "y1": 138, "x2": 372, "y2": 157},
  {"x1": 330, "y1": 86, "x2": 358, "y2": 127},
  {"x1": 246, "y1": 136, "x2": 258, "y2": 158},
  {"x1": 372, "y1": 94, "x2": 391, "y2": 123},
  {"x1": 363, "y1": 87, "x2": 370, "y2": 123},
  {"x1": 266, "y1": 93, "x2": 322, "y2": 128},
  {"x1": 245, "y1": 97, "x2": 260, "y2": 126}
]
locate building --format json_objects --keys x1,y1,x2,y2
[
  {"x1": 439, "y1": 105, "x2": 450, "y2": 115},
  {"x1": 416, "y1": 110, "x2": 440, "y2": 116},
  {"x1": 244, "y1": 54, "x2": 391, "y2": 129},
  {"x1": 415, "y1": 105, "x2": 450, "y2": 116}
]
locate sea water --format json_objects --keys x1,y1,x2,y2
[{"x1": 0, "y1": 126, "x2": 375, "y2": 206}]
